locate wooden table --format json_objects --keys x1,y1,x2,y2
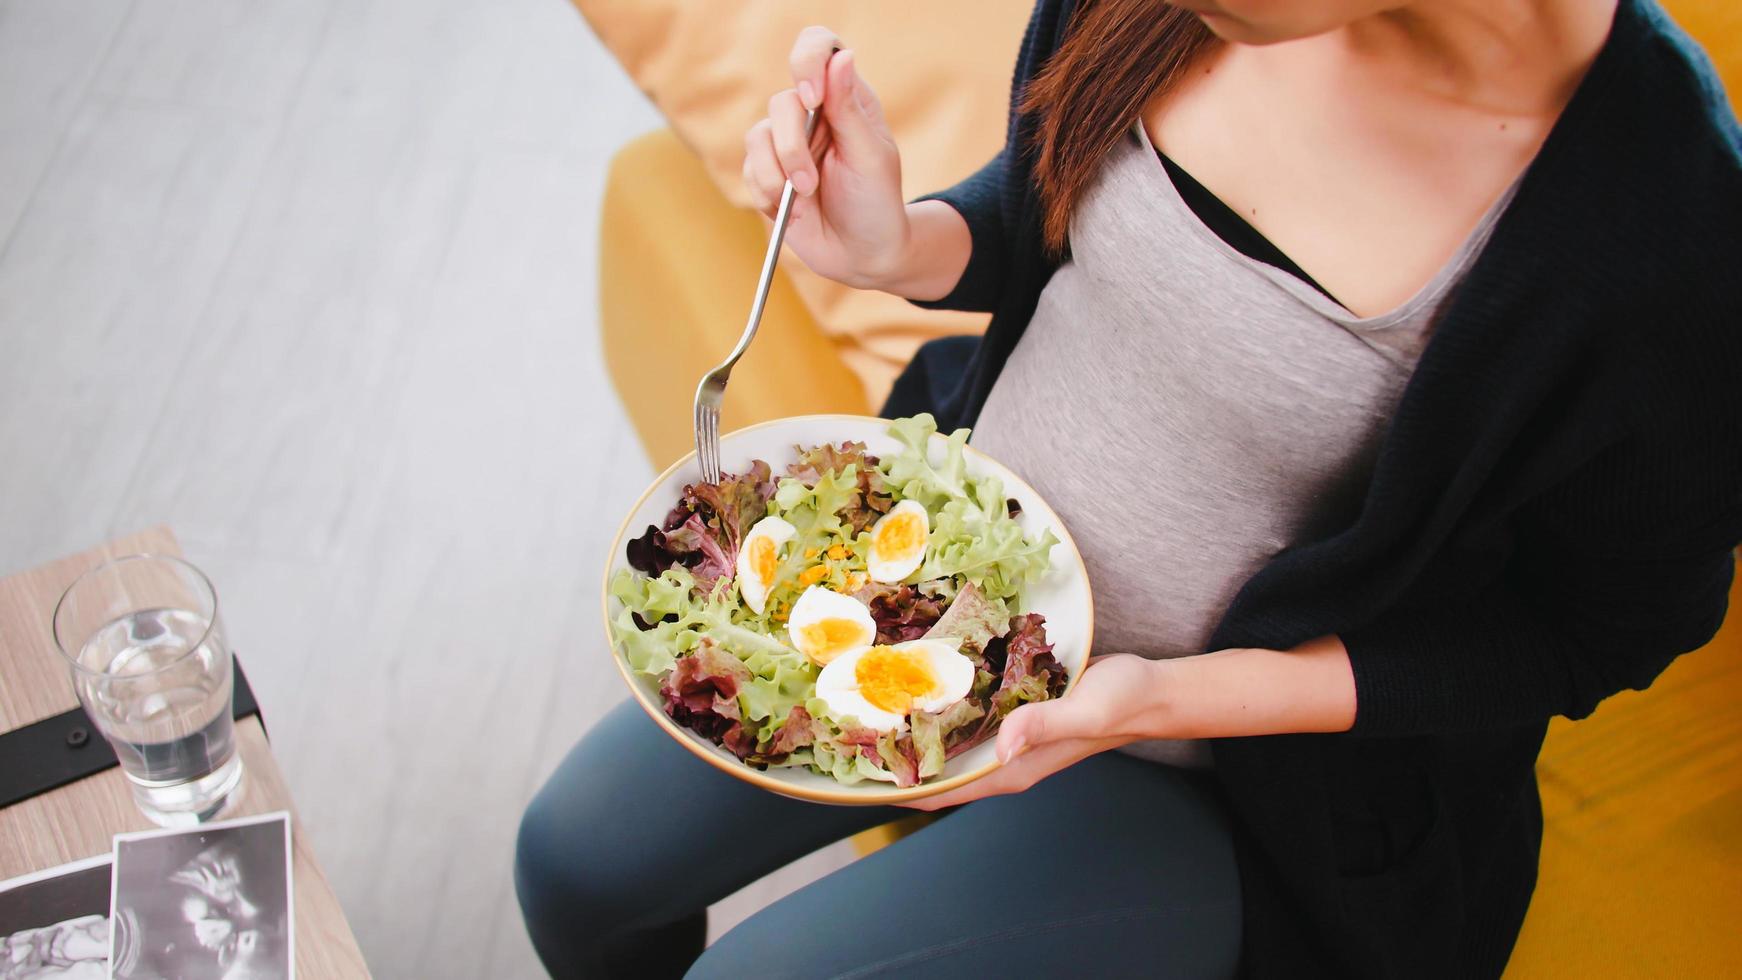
[{"x1": 0, "y1": 527, "x2": 371, "y2": 978}]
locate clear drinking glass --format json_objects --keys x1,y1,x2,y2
[{"x1": 53, "y1": 554, "x2": 243, "y2": 827}]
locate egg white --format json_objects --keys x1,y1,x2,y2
[
  {"x1": 866, "y1": 499, "x2": 930, "y2": 583},
  {"x1": 903, "y1": 638, "x2": 977, "y2": 713},
  {"x1": 812, "y1": 681, "x2": 907, "y2": 732},
  {"x1": 786, "y1": 586, "x2": 877, "y2": 666},
  {"x1": 736, "y1": 514, "x2": 796, "y2": 615},
  {"x1": 813, "y1": 638, "x2": 976, "y2": 732}
]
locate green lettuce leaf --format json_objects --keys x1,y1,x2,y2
[
  {"x1": 760, "y1": 466, "x2": 860, "y2": 616},
  {"x1": 920, "y1": 497, "x2": 1056, "y2": 605},
  {"x1": 878, "y1": 415, "x2": 1057, "y2": 606},
  {"x1": 738, "y1": 655, "x2": 817, "y2": 726},
  {"x1": 608, "y1": 566, "x2": 815, "y2": 704},
  {"x1": 808, "y1": 738, "x2": 897, "y2": 785},
  {"x1": 882, "y1": 413, "x2": 971, "y2": 508},
  {"x1": 609, "y1": 567, "x2": 708, "y2": 675},
  {"x1": 788, "y1": 441, "x2": 894, "y2": 534},
  {"x1": 611, "y1": 607, "x2": 682, "y2": 676}
]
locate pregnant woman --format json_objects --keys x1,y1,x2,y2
[{"x1": 517, "y1": 0, "x2": 1740, "y2": 976}]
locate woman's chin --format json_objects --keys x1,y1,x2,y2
[{"x1": 1172, "y1": 3, "x2": 1350, "y2": 46}]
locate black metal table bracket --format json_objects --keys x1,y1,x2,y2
[{"x1": 0, "y1": 658, "x2": 263, "y2": 810}]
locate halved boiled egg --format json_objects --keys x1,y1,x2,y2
[
  {"x1": 866, "y1": 499, "x2": 929, "y2": 583},
  {"x1": 814, "y1": 638, "x2": 975, "y2": 732},
  {"x1": 736, "y1": 515, "x2": 796, "y2": 615},
  {"x1": 787, "y1": 586, "x2": 877, "y2": 667}
]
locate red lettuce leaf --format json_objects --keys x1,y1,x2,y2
[
  {"x1": 999, "y1": 612, "x2": 1068, "y2": 699},
  {"x1": 625, "y1": 503, "x2": 699, "y2": 577},
  {"x1": 740, "y1": 704, "x2": 817, "y2": 768},
  {"x1": 659, "y1": 513, "x2": 732, "y2": 591},
  {"x1": 683, "y1": 460, "x2": 777, "y2": 570},
  {"x1": 923, "y1": 581, "x2": 1009, "y2": 658},
  {"x1": 660, "y1": 640, "x2": 758, "y2": 758},
  {"x1": 766, "y1": 705, "x2": 816, "y2": 755},
  {"x1": 873, "y1": 730, "x2": 921, "y2": 788},
  {"x1": 913, "y1": 698, "x2": 987, "y2": 772},
  {"x1": 629, "y1": 463, "x2": 776, "y2": 593},
  {"x1": 938, "y1": 614, "x2": 1069, "y2": 760},
  {"x1": 835, "y1": 725, "x2": 882, "y2": 749},
  {"x1": 853, "y1": 582, "x2": 946, "y2": 644}
]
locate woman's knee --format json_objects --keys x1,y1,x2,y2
[
  {"x1": 514, "y1": 713, "x2": 697, "y2": 936},
  {"x1": 517, "y1": 781, "x2": 712, "y2": 979},
  {"x1": 515, "y1": 786, "x2": 579, "y2": 917},
  {"x1": 515, "y1": 774, "x2": 663, "y2": 929}
]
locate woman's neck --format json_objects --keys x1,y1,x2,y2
[{"x1": 1331, "y1": 0, "x2": 1618, "y2": 115}]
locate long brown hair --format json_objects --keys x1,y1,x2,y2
[{"x1": 1021, "y1": 0, "x2": 1219, "y2": 252}]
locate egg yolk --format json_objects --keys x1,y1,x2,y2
[
  {"x1": 855, "y1": 646, "x2": 939, "y2": 716},
  {"x1": 798, "y1": 618, "x2": 866, "y2": 665},
  {"x1": 749, "y1": 534, "x2": 780, "y2": 585},
  {"x1": 874, "y1": 512, "x2": 925, "y2": 558}
]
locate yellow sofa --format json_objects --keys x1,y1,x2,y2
[{"x1": 593, "y1": 5, "x2": 1740, "y2": 973}]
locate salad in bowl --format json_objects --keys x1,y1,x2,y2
[{"x1": 603, "y1": 414, "x2": 1092, "y2": 804}]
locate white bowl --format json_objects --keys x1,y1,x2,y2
[{"x1": 601, "y1": 414, "x2": 1093, "y2": 805}]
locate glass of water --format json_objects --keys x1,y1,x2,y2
[{"x1": 53, "y1": 554, "x2": 243, "y2": 827}]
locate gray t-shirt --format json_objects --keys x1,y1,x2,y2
[{"x1": 971, "y1": 124, "x2": 1517, "y2": 766}]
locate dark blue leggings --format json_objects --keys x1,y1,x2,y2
[{"x1": 515, "y1": 700, "x2": 1242, "y2": 979}]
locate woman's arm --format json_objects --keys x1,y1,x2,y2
[
  {"x1": 1009, "y1": 640, "x2": 1358, "y2": 750},
  {"x1": 910, "y1": 424, "x2": 1739, "y2": 811},
  {"x1": 1137, "y1": 638, "x2": 1358, "y2": 738},
  {"x1": 874, "y1": 200, "x2": 974, "y2": 303},
  {"x1": 902, "y1": 149, "x2": 1013, "y2": 313},
  {"x1": 906, "y1": 640, "x2": 1357, "y2": 811},
  {"x1": 1343, "y1": 427, "x2": 1739, "y2": 737}
]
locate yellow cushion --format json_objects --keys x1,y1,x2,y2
[
  {"x1": 600, "y1": 128, "x2": 872, "y2": 469},
  {"x1": 570, "y1": 0, "x2": 1017, "y2": 405},
  {"x1": 1505, "y1": 557, "x2": 1742, "y2": 975}
]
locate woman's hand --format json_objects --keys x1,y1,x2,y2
[
  {"x1": 743, "y1": 27, "x2": 909, "y2": 288},
  {"x1": 743, "y1": 27, "x2": 971, "y2": 300},
  {"x1": 899, "y1": 637, "x2": 1360, "y2": 811},
  {"x1": 900, "y1": 654, "x2": 1158, "y2": 811}
]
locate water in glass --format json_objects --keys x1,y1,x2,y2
[{"x1": 76, "y1": 607, "x2": 242, "y2": 825}]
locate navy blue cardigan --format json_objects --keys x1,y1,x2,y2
[{"x1": 884, "y1": 0, "x2": 1742, "y2": 975}]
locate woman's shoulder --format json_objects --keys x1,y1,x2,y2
[
  {"x1": 1629, "y1": 0, "x2": 1742, "y2": 158},
  {"x1": 1552, "y1": 2, "x2": 1741, "y2": 357},
  {"x1": 1604, "y1": 0, "x2": 1741, "y2": 188}
]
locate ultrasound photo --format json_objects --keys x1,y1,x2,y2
[
  {"x1": 0, "y1": 854, "x2": 113, "y2": 980},
  {"x1": 110, "y1": 813, "x2": 293, "y2": 980}
]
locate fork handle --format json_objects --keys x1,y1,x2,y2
[
  {"x1": 722, "y1": 107, "x2": 820, "y2": 369},
  {"x1": 694, "y1": 101, "x2": 824, "y2": 482}
]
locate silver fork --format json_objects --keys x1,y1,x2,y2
[{"x1": 693, "y1": 106, "x2": 821, "y2": 485}]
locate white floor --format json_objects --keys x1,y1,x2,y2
[{"x1": 0, "y1": 0, "x2": 854, "y2": 975}]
